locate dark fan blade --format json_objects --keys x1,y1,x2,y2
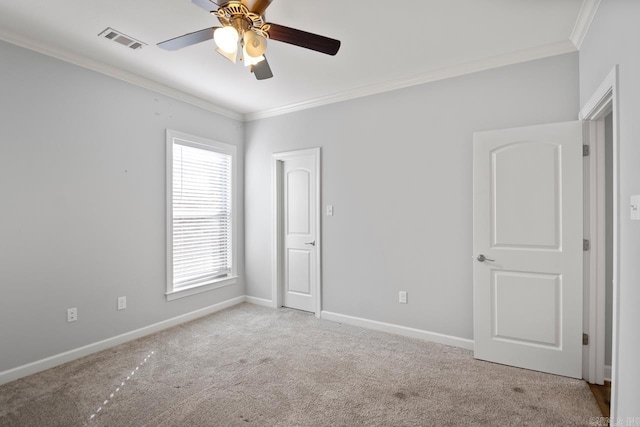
[
  {"x1": 157, "y1": 27, "x2": 218, "y2": 51},
  {"x1": 246, "y1": 0, "x2": 273, "y2": 14},
  {"x1": 191, "y1": 0, "x2": 221, "y2": 12},
  {"x1": 252, "y1": 57, "x2": 273, "y2": 80},
  {"x1": 267, "y1": 23, "x2": 340, "y2": 56}
]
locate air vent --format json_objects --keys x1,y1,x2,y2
[{"x1": 99, "y1": 27, "x2": 146, "y2": 50}]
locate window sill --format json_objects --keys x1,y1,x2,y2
[{"x1": 166, "y1": 276, "x2": 238, "y2": 301}]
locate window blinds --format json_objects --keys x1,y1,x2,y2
[{"x1": 172, "y1": 142, "x2": 232, "y2": 289}]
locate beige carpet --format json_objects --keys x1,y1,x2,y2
[{"x1": 0, "y1": 303, "x2": 601, "y2": 426}]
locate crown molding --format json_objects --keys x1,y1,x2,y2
[
  {"x1": 244, "y1": 40, "x2": 577, "y2": 121},
  {"x1": 570, "y1": 0, "x2": 602, "y2": 49},
  {"x1": 0, "y1": 29, "x2": 243, "y2": 122}
]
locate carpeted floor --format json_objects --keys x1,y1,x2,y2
[{"x1": 0, "y1": 303, "x2": 602, "y2": 426}]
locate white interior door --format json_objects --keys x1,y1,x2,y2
[
  {"x1": 282, "y1": 154, "x2": 317, "y2": 312},
  {"x1": 473, "y1": 121, "x2": 584, "y2": 378}
]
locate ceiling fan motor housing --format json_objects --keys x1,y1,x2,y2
[{"x1": 215, "y1": 2, "x2": 270, "y2": 39}]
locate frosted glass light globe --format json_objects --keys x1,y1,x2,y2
[
  {"x1": 214, "y1": 26, "x2": 239, "y2": 54},
  {"x1": 244, "y1": 31, "x2": 267, "y2": 57},
  {"x1": 243, "y1": 44, "x2": 265, "y2": 67}
]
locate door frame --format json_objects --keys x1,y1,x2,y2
[
  {"x1": 579, "y1": 66, "x2": 619, "y2": 414},
  {"x1": 271, "y1": 147, "x2": 322, "y2": 318}
]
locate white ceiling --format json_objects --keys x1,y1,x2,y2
[{"x1": 0, "y1": 0, "x2": 597, "y2": 120}]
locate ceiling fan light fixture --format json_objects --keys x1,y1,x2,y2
[
  {"x1": 213, "y1": 26, "x2": 239, "y2": 54},
  {"x1": 242, "y1": 44, "x2": 265, "y2": 67},
  {"x1": 244, "y1": 31, "x2": 267, "y2": 57}
]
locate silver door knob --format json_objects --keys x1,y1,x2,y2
[
  {"x1": 477, "y1": 254, "x2": 495, "y2": 262},
  {"x1": 305, "y1": 241, "x2": 316, "y2": 246}
]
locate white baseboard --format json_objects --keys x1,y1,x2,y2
[
  {"x1": 0, "y1": 296, "x2": 245, "y2": 385},
  {"x1": 321, "y1": 311, "x2": 474, "y2": 350},
  {"x1": 244, "y1": 296, "x2": 273, "y2": 307},
  {"x1": 605, "y1": 364, "x2": 611, "y2": 382}
]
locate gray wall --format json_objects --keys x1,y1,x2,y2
[
  {"x1": 579, "y1": 0, "x2": 640, "y2": 417},
  {"x1": 245, "y1": 53, "x2": 579, "y2": 340},
  {"x1": 0, "y1": 40, "x2": 245, "y2": 373}
]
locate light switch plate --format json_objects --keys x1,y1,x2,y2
[
  {"x1": 326, "y1": 205, "x2": 334, "y2": 216},
  {"x1": 631, "y1": 195, "x2": 640, "y2": 221}
]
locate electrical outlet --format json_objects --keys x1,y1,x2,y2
[
  {"x1": 399, "y1": 291, "x2": 408, "y2": 304},
  {"x1": 327, "y1": 205, "x2": 334, "y2": 216},
  {"x1": 117, "y1": 296, "x2": 127, "y2": 311},
  {"x1": 67, "y1": 307, "x2": 77, "y2": 322}
]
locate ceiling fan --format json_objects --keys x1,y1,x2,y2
[{"x1": 157, "y1": 0, "x2": 341, "y2": 80}]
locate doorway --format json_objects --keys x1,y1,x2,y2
[
  {"x1": 604, "y1": 112, "x2": 614, "y2": 385},
  {"x1": 271, "y1": 148, "x2": 322, "y2": 317},
  {"x1": 580, "y1": 65, "x2": 619, "y2": 418}
]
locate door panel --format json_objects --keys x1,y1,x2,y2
[
  {"x1": 493, "y1": 271, "x2": 560, "y2": 347},
  {"x1": 473, "y1": 121, "x2": 583, "y2": 378},
  {"x1": 286, "y1": 170, "x2": 310, "y2": 235},
  {"x1": 287, "y1": 249, "x2": 311, "y2": 294},
  {"x1": 283, "y1": 154, "x2": 317, "y2": 312},
  {"x1": 492, "y1": 142, "x2": 560, "y2": 248}
]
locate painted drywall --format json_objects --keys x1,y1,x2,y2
[
  {"x1": 579, "y1": 0, "x2": 640, "y2": 418},
  {"x1": 245, "y1": 53, "x2": 579, "y2": 340},
  {"x1": 0, "y1": 40, "x2": 245, "y2": 373}
]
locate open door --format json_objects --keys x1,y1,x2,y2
[
  {"x1": 272, "y1": 148, "x2": 321, "y2": 316},
  {"x1": 473, "y1": 121, "x2": 584, "y2": 378},
  {"x1": 282, "y1": 153, "x2": 318, "y2": 313}
]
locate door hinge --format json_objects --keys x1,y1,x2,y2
[
  {"x1": 583, "y1": 333, "x2": 589, "y2": 346},
  {"x1": 583, "y1": 145, "x2": 590, "y2": 157},
  {"x1": 583, "y1": 239, "x2": 590, "y2": 251}
]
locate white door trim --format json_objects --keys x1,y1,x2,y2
[
  {"x1": 579, "y1": 65, "x2": 619, "y2": 417},
  {"x1": 271, "y1": 148, "x2": 322, "y2": 317}
]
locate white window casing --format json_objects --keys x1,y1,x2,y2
[{"x1": 166, "y1": 130, "x2": 237, "y2": 301}]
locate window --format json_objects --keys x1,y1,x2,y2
[{"x1": 166, "y1": 130, "x2": 237, "y2": 300}]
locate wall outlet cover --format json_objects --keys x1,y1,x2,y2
[{"x1": 399, "y1": 291, "x2": 408, "y2": 304}]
